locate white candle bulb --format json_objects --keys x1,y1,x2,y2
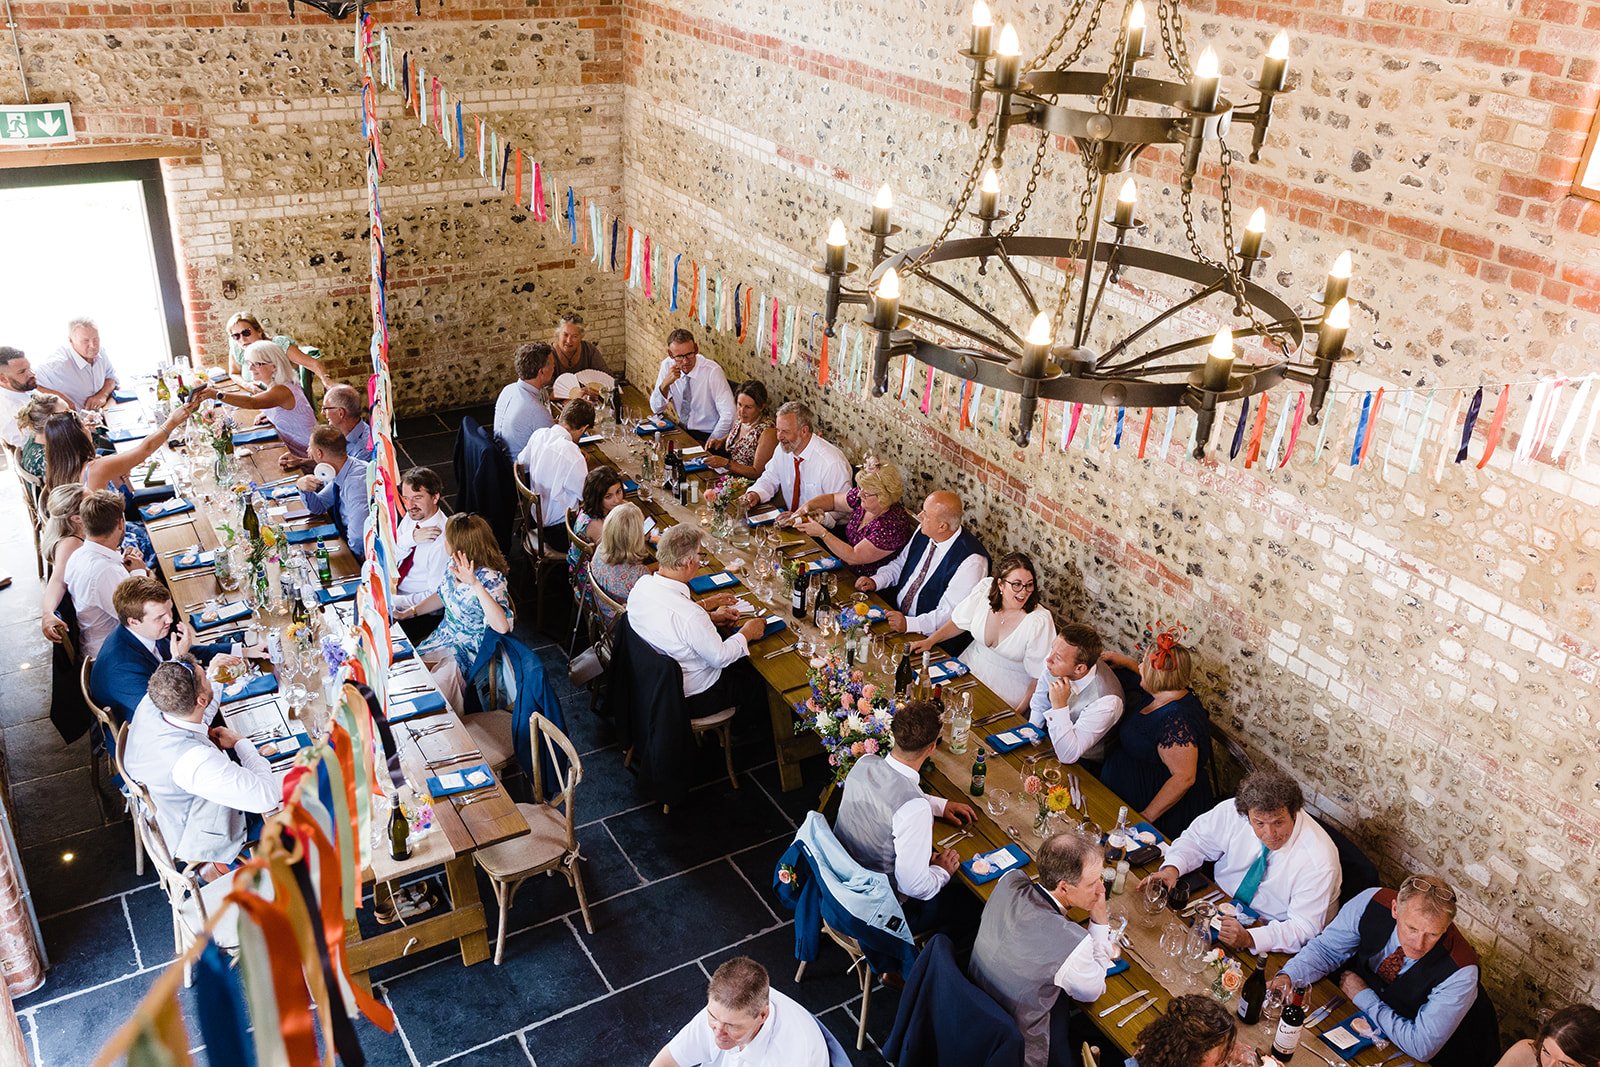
[
  {"x1": 1026, "y1": 312, "x2": 1053, "y2": 346},
  {"x1": 997, "y1": 24, "x2": 1021, "y2": 56}
]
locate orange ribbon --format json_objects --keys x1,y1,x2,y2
[
  {"x1": 513, "y1": 149, "x2": 522, "y2": 205},
  {"x1": 1476, "y1": 384, "x2": 1511, "y2": 469},
  {"x1": 959, "y1": 382, "x2": 974, "y2": 430},
  {"x1": 228, "y1": 886, "x2": 319, "y2": 1066},
  {"x1": 1358, "y1": 387, "x2": 1385, "y2": 465},
  {"x1": 1244, "y1": 393, "x2": 1269, "y2": 468},
  {"x1": 818, "y1": 332, "x2": 830, "y2": 387},
  {"x1": 624, "y1": 227, "x2": 634, "y2": 283},
  {"x1": 1137, "y1": 408, "x2": 1153, "y2": 458},
  {"x1": 688, "y1": 264, "x2": 699, "y2": 319},
  {"x1": 1040, "y1": 400, "x2": 1051, "y2": 454}
]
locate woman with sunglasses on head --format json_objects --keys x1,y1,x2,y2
[
  {"x1": 1497, "y1": 1008, "x2": 1600, "y2": 1067},
  {"x1": 224, "y1": 311, "x2": 330, "y2": 388},
  {"x1": 910, "y1": 551, "x2": 1056, "y2": 712}
]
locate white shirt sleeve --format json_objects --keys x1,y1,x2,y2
[
  {"x1": 1246, "y1": 849, "x2": 1342, "y2": 954},
  {"x1": 664, "y1": 1009, "x2": 712, "y2": 1065},
  {"x1": 709, "y1": 369, "x2": 736, "y2": 439},
  {"x1": 890, "y1": 795, "x2": 951, "y2": 900},
  {"x1": 950, "y1": 579, "x2": 989, "y2": 635},
  {"x1": 675, "y1": 603, "x2": 751, "y2": 669},
  {"x1": 871, "y1": 538, "x2": 913, "y2": 589},
  {"x1": 750, "y1": 456, "x2": 784, "y2": 504},
  {"x1": 1041, "y1": 692, "x2": 1123, "y2": 765},
  {"x1": 1022, "y1": 611, "x2": 1057, "y2": 679},
  {"x1": 906, "y1": 552, "x2": 989, "y2": 635},
  {"x1": 1160, "y1": 800, "x2": 1230, "y2": 875},
  {"x1": 1054, "y1": 922, "x2": 1114, "y2": 1001},
  {"x1": 171, "y1": 741, "x2": 280, "y2": 814}
]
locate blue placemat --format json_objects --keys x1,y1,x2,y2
[
  {"x1": 219, "y1": 673, "x2": 278, "y2": 704},
  {"x1": 257, "y1": 482, "x2": 300, "y2": 500},
  {"x1": 961, "y1": 843, "x2": 1032, "y2": 885},
  {"x1": 985, "y1": 724, "x2": 1045, "y2": 753},
  {"x1": 285, "y1": 523, "x2": 339, "y2": 544},
  {"x1": 688, "y1": 571, "x2": 740, "y2": 594},
  {"x1": 232, "y1": 426, "x2": 279, "y2": 445},
  {"x1": 316, "y1": 580, "x2": 361, "y2": 604},
  {"x1": 389, "y1": 690, "x2": 448, "y2": 722},
  {"x1": 746, "y1": 508, "x2": 781, "y2": 527},
  {"x1": 265, "y1": 731, "x2": 313, "y2": 764},
  {"x1": 622, "y1": 478, "x2": 640, "y2": 493},
  {"x1": 107, "y1": 426, "x2": 150, "y2": 443},
  {"x1": 1106, "y1": 959, "x2": 1131, "y2": 978},
  {"x1": 1131, "y1": 821, "x2": 1166, "y2": 845},
  {"x1": 111, "y1": 389, "x2": 139, "y2": 404},
  {"x1": 634, "y1": 417, "x2": 675, "y2": 436},
  {"x1": 927, "y1": 658, "x2": 970, "y2": 683},
  {"x1": 189, "y1": 601, "x2": 252, "y2": 631},
  {"x1": 427, "y1": 763, "x2": 496, "y2": 798},
  {"x1": 128, "y1": 483, "x2": 175, "y2": 505},
  {"x1": 762, "y1": 615, "x2": 789, "y2": 638},
  {"x1": 171, "y1": 548, "x2": 216, "y2": 572},
  {"x1": 140, "y1": 498, "x2": 194, "y2": 521},
  {"x1": 682, "y1": 458, "x2": 709, "y2": 473},
  {"x1": 1319, "y1": 1012, "x2": 1380, "y2": 1060},
  {"x1": 806, "y1": 555, "x2": 845, "y2": 573},
  {"x1": 392, "y1": 637, "x2": 415, "y2": 661}
]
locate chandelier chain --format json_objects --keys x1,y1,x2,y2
[
  {"x1": 1216, "y1": 138, "x2": 1293, "y2": 358},
  {"x1": 1155, "y1": 0, "x2": 1192, "y2": 78},
  {"x1": 999, "y1": 132, "x2": 1051, "y2": 237},
  {"x1": 902, "y1": 120, "x2": 998, "y2": 278},
  {"x1": 1026, "y1": 0, "x2": 1097, "y2": 73},
  {"x1": 1051, "y1": 146, "x2": 1101, "y2": 338}
]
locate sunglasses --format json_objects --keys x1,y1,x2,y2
[
  {"x1": 230, "y1": 329, "x2": 255, "y2": 340},
  {"x1": 1400, "y1": 875, "x2": 1456, "y2": 903}
]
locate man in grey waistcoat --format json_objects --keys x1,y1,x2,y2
[
  {"x1": 1028, "y1": 623, "x2": 1125, "y2": 771},
  {"x1": 832, "y1": 699, "x2": 976, "y2": 933},
  {"x1": 969, "y1": 831, "x2": 1117, "y2": 1067}
]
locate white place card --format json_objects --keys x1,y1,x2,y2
[
  {"x1": 1324, "y1": 1028, "x2": 1360, "y2": 1051},
  {"x1": 437, "y1": 772, "x2": 465, "y2": 790},
  {"x1": 706, "y1": 572, "x2": 734, "y2": 587},
  {"x1": 680, "y1": 445, "x2": 706, "y2": 456},
  {"x1": 986, "y1": 849, "x2": 1020, "y2": 870},
  {"x1": 465, "y1": 769, "x2": 492, "y2": 787},
  {"x1": 997, "y1": 731, "x2": 1021, "y2": 745}
]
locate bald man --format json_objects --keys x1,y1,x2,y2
[
  {"x1": 279, "y1": 383, "x2": 373, "y2": 472},
  {"x1": 855, "y1": 490, "x2": 989, "y2": 654}
]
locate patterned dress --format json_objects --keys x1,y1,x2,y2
[
  {"x1": 724, "y1": 416, "x2": 773, "y2": 470},
  {"x1": 589, "y1": 556, "x2": 651, "y2": 619},
  {"x1": 567, "y1": 512, "x2": 601, "y2": 588},
  {"x1": 416, "y1": 565, "x2": 515, "y2": 676},
  {"x1": 842, "y1": 488, "x2": 916, "y2": 575}
]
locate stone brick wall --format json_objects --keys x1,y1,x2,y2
[
  {"x1": 0, "y1": 0, "x2": 626, "y2": 413},
  {"x1": 619, "y1": 0, "x2": 1600, "y2": 1034}
]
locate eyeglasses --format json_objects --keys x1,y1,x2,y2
[
  {"x1": 1400, "y1": 875, "x2": 1456, "y2": 903},
  {"x1": 230, "y1": 329, "x2": 254, "y2": 340},
  {"x1": 1000, "y1": 578, "x2": 1036, "y2": 591}
]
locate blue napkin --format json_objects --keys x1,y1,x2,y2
[
  {"x1": 111, "y1": 389, "x2": 139, "y2": 404},
  {"x1": 189, "y1": 601, "x2": 252, "y2": 631},
  {"x1": 927, "y1": 658, "x2": 970, "y2": 683},
  {"x1": 128, "y1": 483, "x2": 175, "y2": 505},
  {"x1": 219, "y1": 673, "x2": 278, "y2": 704},
  {"x1": 316, "y1": 581, "x2": 360, "y2": 605},
  {"x1": 232, "y1": 426, "x2": 279, "y2": 445},
  {"x1": 256, "y1": 482, "x2": 300, "y2": 500},
  {"x1": 762, "y1": 615, "x2": 789, "y2": 638},
  {"x1": 1132, "y1": 821, "x2": 1166, "y2": 845},
  {"x1": 806, "y1": 555, "x2": 845, "y2": 573},
  {"x1": 171, "y1": 548, "x2": 216, "y2": 572},
  {"x1": 207, "y1": 368, "x2": 230, "y2": 382},
  {"x1": 985, "y1": 724, "x2": 1045, "y2": 753},
  {"x1": 285, "y1": 523, "x2": 339, "y2": 544},
  {"x1": 622, "y1": 478, "x2": 640, "y2": 493},
  {"x1": 1106, "y1": 959, "x2": 1131, "y2": 978},
  {"x1": 265, "y1": 731, "x2": 313, "y2": 764},
  {"x1": 107, "y1": 426, "x2": 149, "y2": 443},
  {"x1": 688, "y1": 571, "x2": 740, "y2": 594},
  {"x1": 389, "y1": 690, "x2": 448, "y2": 722},
  {"x1": 682, "y1": 458, "x2": 709, "y2": 473},
  {"x1": 1319, "y1": 1011, "x2": 1380, "y2": 1059},
  {"x1": 139, "y1": 498, "x2": 194, "y2": 521},
  {"x1": 427, "y1": 763, "x2": 496, "y2": 798},
  {"x1": 746, "y1": 508, "x2": 781, "y2": 527},
  {"x1": 961, "y1": 843, "x2": 1032, "y2": 885},
  {"x1": 392, "y1": 637, "x2": 415, "y2": 661},
  {"x1": 634, "y1": 417, "x2": 675, "y2": 436}
]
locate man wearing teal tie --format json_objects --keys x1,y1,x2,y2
[{"x1": 1140, "y1": 770, "x2": 1342, "y2": 954}]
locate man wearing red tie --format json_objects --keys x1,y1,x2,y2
[
  {"x1": 741, "y1": 401, "x2": 852, "y2": 519},
  {"x1": 391, "y1": 467, "x2": 450, "y2": 641}
]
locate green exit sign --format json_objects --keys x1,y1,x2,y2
[{"x1": 0, "y1": 103, "x2": 75, "y2": 145}]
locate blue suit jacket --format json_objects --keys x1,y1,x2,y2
[{"x1": 89, "y1": 625, "x2": 229, "y2": 725}]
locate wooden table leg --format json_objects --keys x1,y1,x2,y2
[
  {"x1": 769, "y1": 688, "x2": 806, "y2": 792},
  {"x1": 444, "y1": 855, "x2": 492, "y2": 966}
]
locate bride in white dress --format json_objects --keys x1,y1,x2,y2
[{"x1": 910, "y1": 552, "x2": 1056, "y2": 711}]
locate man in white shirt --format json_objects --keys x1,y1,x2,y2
[
  {"x1": 833, "y1": 699, "x2": 976, "y2": 929},
  {"x1": 37, "y1": 318, "x2": 119, "y2": 410},
  {"x1": 627, "y1": 524, "x2": 767, "y2": 717},
  {"x1": 493, "y1": 341, "x2": 556, "y2": 459},
  {"x1": 64, "y1": 490, "x2": 150, "y2": 658},
  {"x1": 1027, "y1": 624, "x2": 1124, "y2": 767},
  {"x1": 517, "y1": 397, "x2": 595, "y2": 553},
  {"x1": 1143, "y1": 770, "x2": 1342, "y2": 954},
  {"x1": 969, "y1": 833, "x2": 1117, "y2": 1067},
  {"x1": 856, "y1": 491, "x2": 988, "y2": 651},
  {"x1": 0, "y1": 346, "x2": 68, "y2": 447},
  {"x1": 649, "y1": 329, "x2": 735, "y2": 441},
  {"x1": 740, "y1": 401, "x2": 852, "y2": 517},
  {"x1": 651, "y1": 957, "x2": 827, "y2": 1067},
  {"x1": 391, "y1": 466, "x2": 450, "y2": 641},
  {"x1": 124, "y1": 658, "x2": 279, "y2": 871}
]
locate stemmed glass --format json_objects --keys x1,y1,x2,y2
[{"x1": 1158, "y1": 921, "x2": 1190, "y2": 982}]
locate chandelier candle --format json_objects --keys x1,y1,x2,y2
[
  {"x1": 970, "y1": 0, "x2": 993, "y2": 56},
  {"x1": 1203, "y1": 329, "x2": 1235, "y2": 393},
  {"x1": 870, "y1": 184, "x2": 893, "y2": 238},
  {"x1": 1123, "y1": 1, "x2": 1145, "y2": 71},
  {"x1": 1316, "y1": 299, "x2": 1350, "y2": 360},
  {"x1": 1189, "y1": 46, "x2": 1221, "y2": 111},
  {"x1": 979, "y1": 169, "x2": 1001, "y2": 221},
  {"x1": 1113, "y1": 178, "x2": 1137, "y2": 228},
  {"x1": 993, "y1": 24, "x2": 1022, "y2": 92},
  {"x1": 1323, "y1": 250, "x2": 1353, "y2": 309},
  {"x1": 1240, "y1": 207, "x2": 1267, "y2": 261},
  {"x1": 824, "y1": 218, "x2": 848, "y2": 274},
  {"x1": 1021, "y1": 313, "x2": 1054, "y2": 378},
  {"x1": 872, "y1": 268, "x2": 901, "y2": 331},
  {"x1": 1259, "y1": 30, "x2": 1290, "y2": 93}
]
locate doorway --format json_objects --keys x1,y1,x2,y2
[{"x1": 0, "y1": 159, "x2": 188, "y2": 380}]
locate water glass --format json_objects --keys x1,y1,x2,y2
[
  {"x1": 1180, "y1": 928, "x2": 1212, "y2": 974},
  {"x1": 1140, "y1": 877, "x2": 1171, "y2": 917},
  {"x1": 1158, "y1": 922, "x2": 1189, "y2": 981},
  {"x1": 985, "y1": 788, "x2": 1011, "y2": 819},
  {"x1": 1260, "y1": 985, "x2": 1285, "y2": 1025}
]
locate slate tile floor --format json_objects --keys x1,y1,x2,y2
[{"x1": 0, "y1": 408, "x2": 896, "y2": 1066}]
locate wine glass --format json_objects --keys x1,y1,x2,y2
[
  {"x1": 1140, "y1": 878, "x2": 1171, "y2": 920},
  {"x1": 985, "y1": 788, "x2": 1011, "y2": 819},
  {"x1": 1158, "y1": 922, "x2": 1190, "y2": 982}
]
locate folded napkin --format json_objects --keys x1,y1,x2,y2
[
  {"x1": 264, "y1": 731, "x2": 313, "y2": 764},
  {"x1": 392, "y1": 637, "x2": 416, "y2": 661},
  {"x1": 220, "y1": 673, "x2": 279, "y2": 704},
  {"x1": 634, "y1": 417, "x2": 675, "y2": 436},
  {"x1": 762, "y1": 615, "x2": 789, "y2": 639},
  {"x1": 746, "y1": 509, "x2": 781, "y2": 527},
  {"x1": 682, "y1": 458, "x2": 709, "y2": 473},
  {"x1": 622, "y1": 478, "x2": 640, "y2": 493},
  {"x1": 688, "y1": 571, "x2": 739, "y2": 594},
  {"x1": 207, "y1": 368, "x2": 230, "y2": 382},
  {"x1": 171, "y1": 548, "x2": 216, "y2": 572},
  {"x1": 926, "y1": 658, "x2": 970, "y2": 682},
  {"x1": 107, "y1": 426, "x2": 151, "y2": 443},
  {"x1": 985, "y1": 724, "x2": 1045, "y2": 753},
  {"x1": 427, "y1": 763, "x2": 496, "y2": 798},
  {"x1": 389, "y1": 690, "x2": 449, "y2": 723},
  {"x1": 806, "y1": 555, "x2": 845, "y2": 573},
  {"x1": 189, "y1": 601, "x2": 252, "y2": 631},
  {"x1": 140, "y1": 498, "x2": 194, "y2": 521},
  {"x1": 1106, "y1": 959, "x2": 1131, "y2": 978},
  {"x1": 316, "y1": 581, "x2": 361, "y2": 605},
  {"x1": 1129, "y1": 821, "x2": 1165, "y2": 846},
  {"x1": 578, "y1": 433, "x2": 605, "y2": 445},
  {"x1": 232, "y1": 426, "x2": 279, "y2": 445},
  {"x1": 961, "y1": 843, "x2": 1032, "y2": 885},
  {"x1": 258, "y1": 483, "x2": 300, "y2": 500},
  {"x1": 1320, "y1": 1012, "x2": 1381, "y2": 1059},
  {"x1": 111, "y1": 389, "x2": 139, "y2": 404},
  {"x1": 285, "y1": 523, "x2": 339, "y2": 544}
]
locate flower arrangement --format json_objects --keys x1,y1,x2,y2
[
  {"x1": 795, "y1": 653, "x2": 896, "y2": 783},
  {"x1": 706, "y1": 475, "x2": 751, "y2": 513},
  {"x1": 320, "y1": 634, "x2": 350, "y2": 681},
  {"x1": 1023, "y1": 775, "x2": 1075, "y2": 833},
  {"x1": 835, "y1": 601, "x2": 878, "y2": 631},
  {"x1": 1203, "y1": 947, "x2": 1244, "y2": 1001}
]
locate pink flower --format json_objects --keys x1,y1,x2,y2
[
  {"x1": 778, "y1": 868, "x2": 793, "y2": 884},
  {"x1": 863, "y1": 739, "x2": 879, "y2": 754},
  {"x1": 861, "y1": 683, "x2": 878, "y2": 702},
  {"x1": 851, "y1": 741, "x2": 866, "y2": 756},
  {"x1": 1023, "y1": 775, "x2": 1043, "y2": 796},
  {"x1": 840, "y1": 693, "x2": 855, "y2": 710},
  {"x1": 851, "y1": 670, "x2": 865, "y2": 683},
  {"x1": 828, "y1": 754, "x2": 839, "y2": 765}
]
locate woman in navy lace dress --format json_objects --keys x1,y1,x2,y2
[{"x1": 1099, "y1": 636, "x2": 1214, "y2": 839}]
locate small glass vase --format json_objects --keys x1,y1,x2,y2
[
  {"x1": 1033, "y1": 802, "x2": 1049, "y2": 835},
  {"x1": 1211, "y1": 970, "x2": 1235, "y2": 1002}
]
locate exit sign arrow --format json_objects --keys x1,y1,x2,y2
[{"x1": 0, "y1": 102, "x2": 76, "y2": 146}]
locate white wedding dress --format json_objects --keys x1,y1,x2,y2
[{"x1": 952, "y1": 578, "x2": 1057, "y2": 707}]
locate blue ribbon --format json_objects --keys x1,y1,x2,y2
[
  {"x1": 566, "y1": 187, "x2": 577, "y2": 245},
  {"x1": 499, "y1": 145, "x2": 511, "y2": 191},
  {"x1": 456, "y1": 102, "x2": 464, "y2": 159},
  {"x1": 733, "y1": 283, "x2": 742, "y2": 335},
  {"x1": 1455, "y1": 386, "x2": 1483, "y2": 463},
  {"x1": 671, "y1": 254, "x2": 681, "y2": 311},
  {"x1": 196, "y1": 939, "x2": 256, "y2": 1066},
  {"x1": 1113, "y1": 406, "x2": 1125, "y2": 448},
  {"x1": 1350, "y1": 390, "x2": 1374, "y2": 465},
  {"x1": 610, "y1": 219, "x2": 619, "y2": 272},
  {"x1": 1229, "y1": 397, "x2": 1250, "y2": 460}
]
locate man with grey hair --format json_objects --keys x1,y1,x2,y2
[
  {"x1": 969, "y1": 831, "x2": 1118, "y2": 1067},
  {"x1": 741, "y1": 400, "x2": 852, "y2": 517},
  {"x1": 651, "y1": 956, "x2": 827, "y2": 1066},
  {"x1": 279, "y1": 382, "x2": 374, "y2": 471},
  {"x1": 649, "y1": 328, "x2": 736, "y2": 441},
  {"x1": 37, "y1": 317, "x2": 119, "y2": 410},
  {"x1": 626, "y1": 523, "x2": 768, "y2": 717},
  {"x1": 1143, "y1": 769, "x2": 1341, "y2": 953},
  {"x1": 552, "y1": 311, "x2": 608, "y2": 375},
  {"x1": 123, "y1": 658, "x2": 279, "y2": 871}
]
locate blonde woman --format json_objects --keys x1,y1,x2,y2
[
  {"x1": 39, "y1": 484, "x2": 92, "y2": 642},
  {"x1": 225, "y1": 311, "x2": 329, "y2": 387},
  {"x1": 213, "y1": 339, "x2": 318, "y2": 455},
  {"x1": 795, "y1": 461, "x2": 916, "y2": 574},
  {"x1": 588, "y1": 502, "x2": 655, "y2": 617},
  {"x1": 409, "y1": 514, "x2": 514, "y2": 711},
  {"x1": 15, "y1": 393, "x2": 67, "y2": 482}
]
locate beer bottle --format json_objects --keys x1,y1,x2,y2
[
  {"x1": 969, "y1": 748, "x2": 987, "y2": 797},
  {"x1": 315, "y1": 536, "x2": 332, "y2": 584}
]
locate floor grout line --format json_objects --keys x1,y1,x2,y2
[
  {"x1": 727, "y1": 854, "x2": 782, "y2": 926},
  {"x1": 599, "y1": 820, "x2": 648, "y2": 887},
  {"x1": 122, "y1": 894, "x2": 143, "y2": 973},
  {"x1": 565, "y1": 913, "x2": 614, "y2": 994}
]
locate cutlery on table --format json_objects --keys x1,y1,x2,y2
[
  {"x1": 1371, "y1": 1052, "x2": 1406, "y2": 1067},
  {"x1": 425, "y1": 751, "x2": 482, "y2": 768},
  {"x1": 1118, "y1": 998, "x2": 1159, "y2": 1027},
  {"x1": 446, "y1": 786, "x2": 495, "y2": 802},
  {"x1": 763, "y1": 645, "x2": 796, "y2": 659},
  {"x1": 936, "y1": 829, "x2": 971, "y2": 850},
  {"x1": 456, "y1": 791, "x2": 502, "y2": 808},
  {"x1": 972, "y1": 711, "x2": 1011, "y2": 728},
  {"x1": 1182, "y1": 890, "x2": 1225, "y2": 915},
  {"x1": 1305, "y1": 995, "x2": 1348, "y2": 1028},
  {"x1": 1097, "y1": 991, "x2": 1149, "y2": 1018}
]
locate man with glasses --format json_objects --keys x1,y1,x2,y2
[
  {"x1": 278, "y1": 383, "x2": 374, "y2": 472},
  {"x1": 648, "y1": 328, "x2": 736, "y2": 442},
  {"x1": 855, "y1": 490, "x2": 988, "y2": 653},
  {"x1": 1271, "y1": 876, "x2": 1483, "y2": 1063},
  {"x1": 651, "y1": 956, "x2": 827, "y2": 1066},
  {"x1": 1027, "y1": 623, "x2": 1125, "y2": 768}
]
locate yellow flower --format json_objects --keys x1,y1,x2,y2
[
  {"x1": 1045, "y1": 786, "x2": 1073, "y2": 812},
  {"x1": 853, "y1": 602, "x2": 870, "y2": 617}
]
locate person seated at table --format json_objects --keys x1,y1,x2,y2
[
  {"x1": 649, "y1": 329, "x2": 736, "y2": 442},
  {"x1": 41, "y1": 397, "x2": 201, "y2": 501},
  {"x1": 0, "y1": 346, "x2": 71, "y2": 450},
  {"x1": 1495, "y1": 1006, "x2": 1600, "y2": 1067},
  {"x1": 1128, "y1": 994, "x2": 1238, "y2": 1067},
  {"x1": 968, "y1": 831, "x2": 1116, "y2": 1067},
  {"x1": 569, "y1": 465, "x2": 627, "y2": 586},
  {"x1": 650, "y1": 955, "x2": 826, "y2": 1067},
  {"x1": 65, "y1": 490, "x2": 151, "y2": 658},
  {"x1": 90, "y1": 575, "x2": 240, "y2": 725},
  {"x1": 1099, "y1": 633, "x2": 1214, "y2": 839},
  {"x1": 552, "y1": 311, "x2": 608, "y2": 375},
  {"x1": 913, "y1": 551, "x2": 1056, "y2": 712},
  {"x1": 492, "y1": 340, "x2": 556, "y2": 459},
  {"x1": 1271, "y1": 877, "x2": 1483, "y2": 1064},
  {"x1": 518, "y1": 397, "x2": 595, "y2": 553},
  {"x1": 318, "y1": 383, "x2": 374, "y2": 462},
  {"x1": 855, "y1": 490, "x2": 988, "y2": 653},
  {"x1": 740, "y1": 401, "x2": 852, "y2": 519},
  {"x1": 1022, "y1": 623, "x2": 1123, "y2": 770},
  {"x1": 833, "y1": 698, "x2": 976, "y2": 930},
  {"x1": 39, "y1": 484, "x2": 88, "y2": 643},
  {"x1": 224, "y1": 311, "x2": 330, "y2": 387},
  {"x1": 14, "y1": 393, "x2": 68, "y2": 482},
  {"x1": 36, "y1": 317, "x2": 119, "y2": 411},
  {"x1": 1142, "y1": 769, "x2": 1341, "y2": 954},
  {"x1": 295, "y1": 425, "x2": 370, "y2": 559},
  {"x1": 795, "y1": 461, "x2": 916, "y2": 575},
  {"x1": 412, "y1": 514, "x2": 514, "y2": 712},
  {"x1": 213, "y1": 339, "x2": 318, "y2": 457},
  {"x1": 702, "y1": 379, "x2": 776, "y2": 480},
  {"x1": 124, "y1": 658, "x2": 279, "y2": 875},
  {"x1": 628, "y1": 524, "x2": 768, "y2": 718},
  {"x1": 390, "y1": 466, "x2": 450, "y2": 643},
  {"x1": 589, "y1": 501, "x2": 654, "y2": 619}
]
